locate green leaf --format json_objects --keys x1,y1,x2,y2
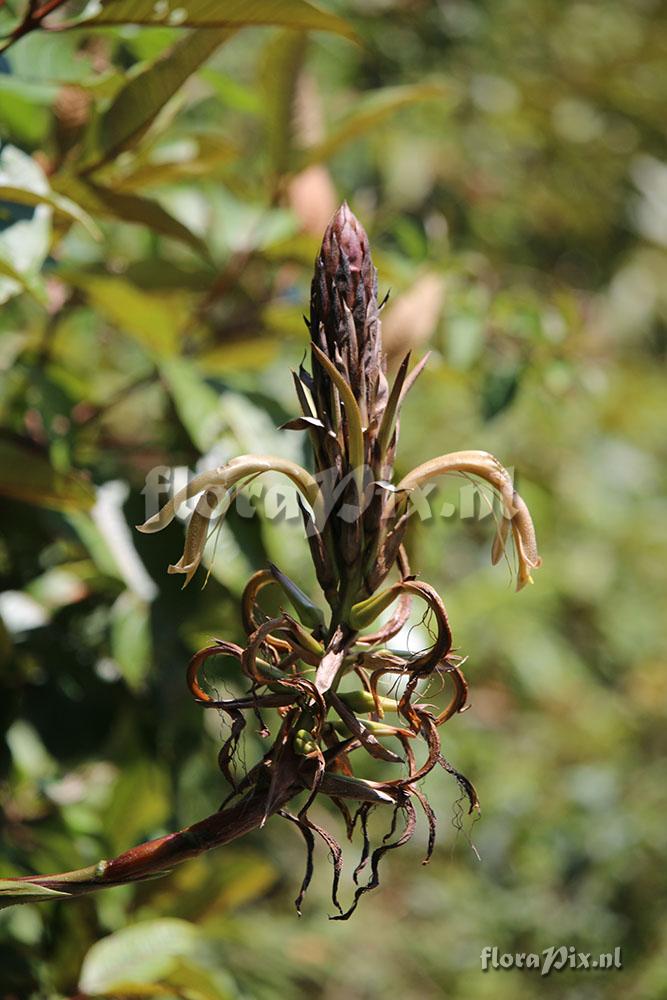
[
  {"x1": 0, "y1": 147, "x2": 52, "y2": 304},
  {"x1": 0, "y1": 437, "x2": 95, "y2": 512},
  {"x1": 62, "y1": 273, "x2": 189, "y2": 358},
  {"x1": 268, "y1": 562, "x2": 324, "y2": 629},
  {"x1": 481, "y1": 366, "x2": 523, "y2": 421},
  {"x1": 113, "y1": 135, "x2": 236, "y2": 192},
  {"x1": 104, "y1": 762, "x2": 169, "y2": 858},
  {"x1": 54, "y1": 176, "x2": 211, "y2": 257},
  {"x1": 0, "y1": 144, "x2": 100, "y2": 238},
  {"x1": 83, "y1": 0, "x2": 357, "y2": 40},
  {"x1": 160, "y1": 357, "x2": 224, "y2": 450},
  {"x1": 0, "y1": 255, "x2": 47, "y2": 304},
  {"x1": 0, "y1": 76, "x2": 54, "y2": 144},
  {"x1": 261, "y1": 29, "x2": 308, "y2": 180},
  {"x1": 301, "y1": 83, "x2": 449, "y2": 166},
  {"x1": 6, "y1": 31, "x2": 96, "y2": 84},
  {"x1": 78, "y1": 918, "x2": 200, "y2": 994},
  {"x1": 110, "y1": 590, "x2": 153, "y2": 691},
  {"x1": 85, "y1": 28, "x2": 236, "y2": 171}
]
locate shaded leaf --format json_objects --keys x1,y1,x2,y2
[
  {"x1": 0, "y1": 437, "x2": 95, "y2": 512},
  {"x1": 103, "y1": 761, "x2": 169, "y2": 860},
  {"x1": 481, "y1": 366, "x2": 523, "y2": 421},
  {"x1": 83, "y1": 0, "x2": 357, "y2": 40},
  {"x1": 85, "y1": 28, "x2": 236, "y2": 170},
  {"x1": 110, "y1": 590, "x2": 153, "y2": 691}
]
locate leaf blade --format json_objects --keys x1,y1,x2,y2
[
  {"x1": 301, "y1": 83, "x2": 449, "y2": 166},
  {"x1": 86, "y1": 27, "x2": 236, "y2": 170},
  {"x1": 54, "y1": 176, "x2": 211, "y2": 258},
  {"x1": 0, "y1": 437, "x2": 95, "y2": 512},
  {"x1": 83, "y1": 0, "x2": 357, "y2": 40}
]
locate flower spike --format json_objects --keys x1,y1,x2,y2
[{"x1": 118, "y1": 206, "x2": 543, "y2": 916}]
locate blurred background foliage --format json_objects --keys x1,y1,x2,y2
[{"x1": 0, "y1": 0, "x2": 666, "y2": 997}]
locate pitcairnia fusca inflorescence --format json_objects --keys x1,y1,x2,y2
[{"x1": 139, "y1": 203, "x2": 541, "y2": 917}]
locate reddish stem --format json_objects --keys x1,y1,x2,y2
[{"x1": 3, "y1": 767, "x2": 303, "y2": 901}]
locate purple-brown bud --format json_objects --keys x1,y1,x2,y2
[{"x1": 309, "y1": 203, "x2": 387, "y2": 451}]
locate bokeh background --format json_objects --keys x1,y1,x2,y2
[{"x1": 1, "y1": 1, "x2": 666, "y2": 997}]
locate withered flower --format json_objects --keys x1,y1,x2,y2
[{"x1": 137, "y1": 204, "x2": 541, "y2": 917}]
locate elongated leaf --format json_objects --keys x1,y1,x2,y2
[
  {"x1": 0, "y1": 144, "x2": 100, "y2": 237},
  {"x1": 84, "y1": 0, "x2": 357, "y2": 40},
  {"x1": 160, "y1": 357, "x2": 224, "y2": 450},
  {"x1": 111, "y1": 590, "x2": 152, "y2": 691},
  {"x1": 301, "y1": 83, "x2": 448, "y2": 166},
  {"x1": 114, "y1": 135, "x2": 236, "y2": 192},
  {"x1": 0, "y1": 438, "x2": 95, "y2": 512},
  {"x1": 311, "y1": 343, "x2": 364, "y2": 478},
  {"x1": 87, "y1": 28, "x2": 235, "y2": 170},
  {"x1": 54, "y1": 176, "x2": 210, "y2": 257},
  {"x1": 377, "y1": 352, "x2": 410, "y2": 457},
  {"x1": 0, "y1": 184, "x2": 100, "y2": 238},
  {"x1": 62, "y1": 273, "x2": 189, "y2": 358},
  {"x1": 261, "y1": 29, "x2": 307, "y2": 180},
  {"x1": 269, "y1": 561, "x2": 325, "y2": 629}
]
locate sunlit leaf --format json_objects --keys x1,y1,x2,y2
[
  {"x1": 83, "y1": 0, "x2": 357, "y2": 40},
  {"x1": 0, "y1": 437, "x2": 95, "y2": 512},
  {"x1": 160, "y1": 357, "x2": 224, "y2": 451},
  {"x1": 6, "y1": 30, "x2": 96, "y2": 84},
  {"x1": 0, "y1": 255, "x2": 47, "y2": 304},
  {"x1": 84, "y1": 28, "x2": 236, "y2": 170},
  {"x1": 300, "y1": 83, "x2": 449, "y2": 165},
  {"x1": 261, "y1": 29, "x2": 307, "y2": 182},
  {"x1": 53, "y1": 176, "x2": 211, "y2": 257},
  {"x1": 62, "y1": 273, "x2": 190, "y2": 358},
  {"x1": 162, "y1": 960, "x2": 237, "y2": 1000},
  {"x1": 114, "y1": 135, "x2": 236, "y2": 193},
  {"x1": 0, "y1": 144, "x2": 100, "y2": 238},
  {"x1": 78, "y1": 918, "x2": 200, "y2": 994},
  {"x1": 0, "y1": 147, "x2": 53, "y2": 304}
]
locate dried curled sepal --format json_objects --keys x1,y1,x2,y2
[
  {"x1": 397, "y1": 450, "x2": 541, "y2": 590},
  {"x1": 167, "y1": 489, "x2": 220, "y2": 588},
  {"x1": 137, "y1": 455, "x2": 322, "y2": 536}
]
